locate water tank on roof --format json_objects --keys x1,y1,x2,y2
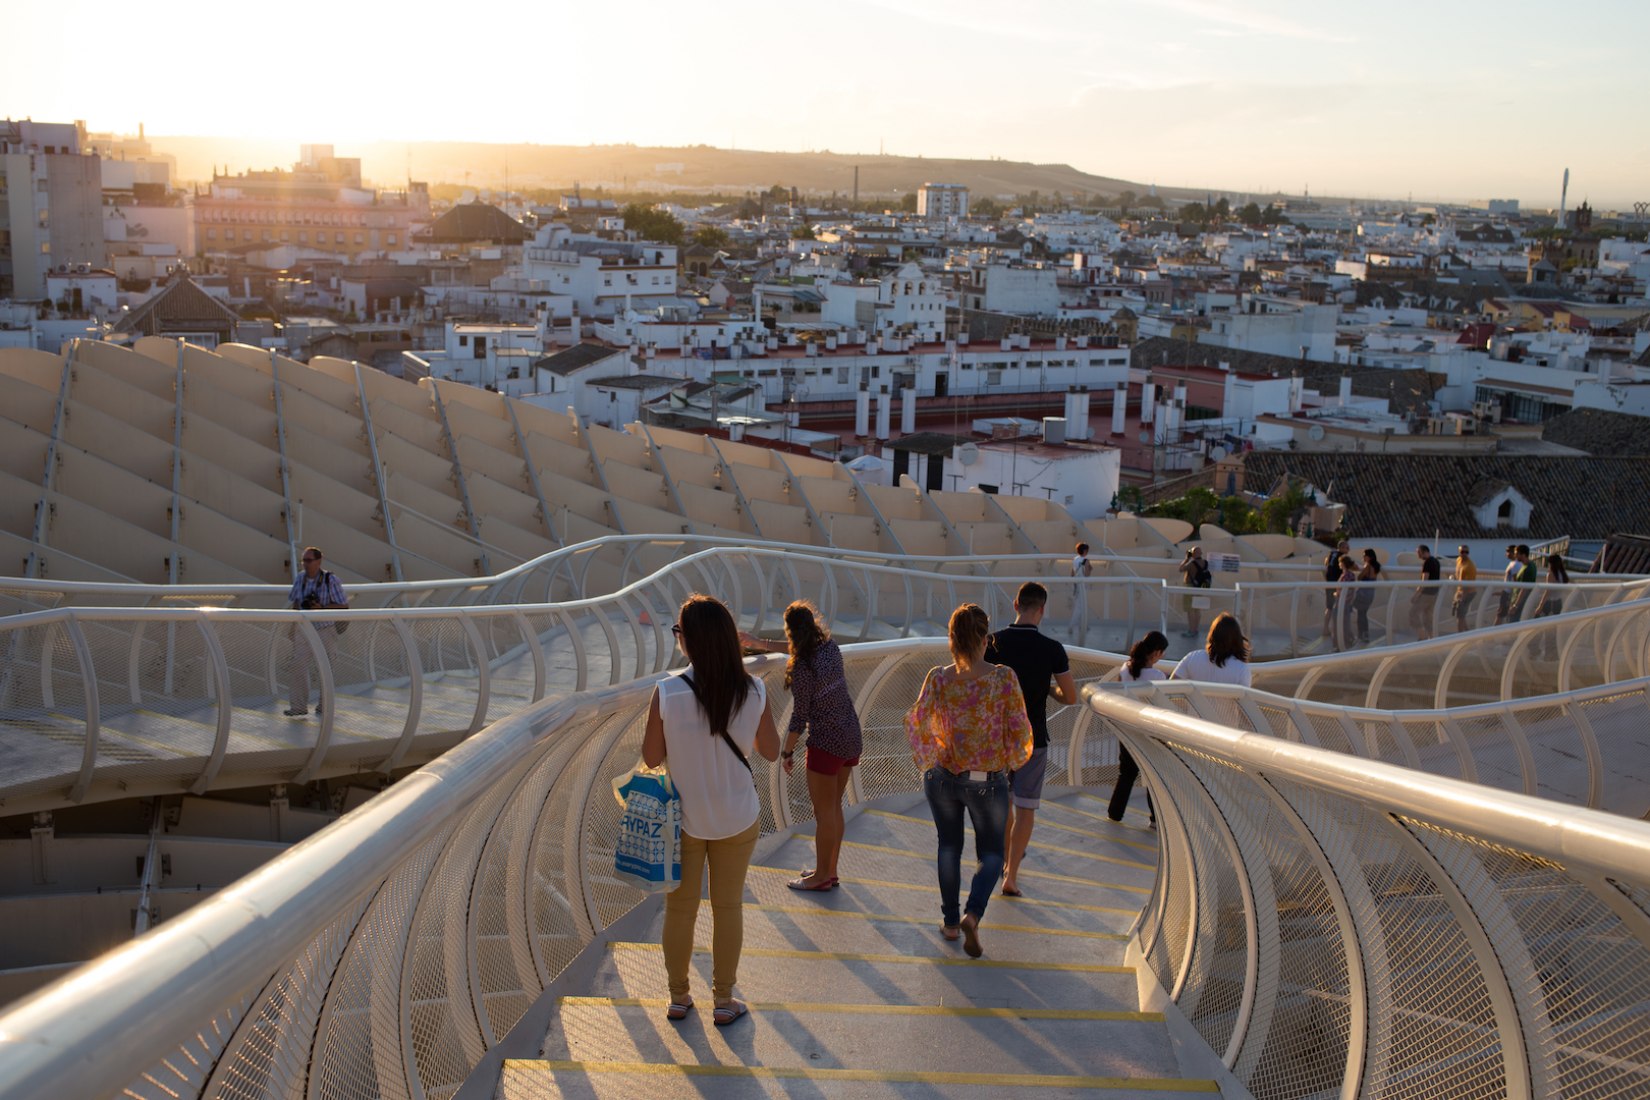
[{"x1": 1042, "y1": 417, "x2": 1067, "y2": 445}]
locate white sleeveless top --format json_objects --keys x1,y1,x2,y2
[{"x1": 658, "y1": 672, "x2": 765, "y2": 840}]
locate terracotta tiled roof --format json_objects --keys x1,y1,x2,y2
[
  {"x1": 1240, "y1": 452, "x2": 1650, "y2": 539},
  {"x1": 111, "y1": 274, "x2": 241, "y2": 335},
  {"x1": 416, "y1": 203, "x2": 528, "y2": 244},
  {"x1": 1541, "y1": 407, "x2": 1650, "y2": 456}
]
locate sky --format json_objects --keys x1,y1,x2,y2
[{"x1": 5, "y1": 0, "x2": 1646, "y2": 207}]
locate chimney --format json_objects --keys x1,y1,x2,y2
[
  {"x1": 1111, "y1": 383, "x2": 1128, "y2": 436},
  {"x1": 1338, "y1": 374, "x2": 1352, "y2": 405},
  {"x1": 1223, "y1": 369, "x2": 1237, "y2": 417},
  {"x1": 855, "y1": 384, "x2": 871, "y2": 436},
  {"x1": 1140, "y1": 381, "x2": 1156, "y2": 424},
  {"x1": 875, "y1": 385, "x2": 891, "y2": 440},
  {"x1": 1289, "y1": 372, "x2": 1304, "y2": 414},
  {"x1": 569, "y1": 313, "x2": 581, "y2": 342},
  {"x1": 901, "y1": 385, "x2": 917, "y2": 434},
  {"x1": 1076, "y1": 386, "x2": 1092, "y2": 436}
]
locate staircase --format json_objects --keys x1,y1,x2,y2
[{"x1": 495, "y1": 789, "x2": 1217, "y2": 1098}]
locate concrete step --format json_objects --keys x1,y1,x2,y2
[{"x1": 500, "y1": 1058, "x2": 1218, "y2": 1099}]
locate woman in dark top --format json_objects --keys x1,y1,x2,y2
[
  {"x1": 1533, "y1": 553, "x2": 1571, "y2": 658},
  {"x1": 741, "y1": 601, "x2": 863, "y2": 891},
  {"x1": 1352, "y1": 549, "x2": 1381, "y2": 645}
]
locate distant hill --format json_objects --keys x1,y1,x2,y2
[{"x1": 152, "y1": 137, "x2": 1202, "y2": 202}]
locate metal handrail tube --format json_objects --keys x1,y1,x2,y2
[
  {"x1": 1083, "y1": 681, "x2": 1650, "y2": 1097},
  {"x1": 0, "y1": 660, "x2": 726, "y2": 1100}
]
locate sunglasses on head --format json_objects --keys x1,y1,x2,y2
[{"x1": 671, "y1": 624, "x2": 682, "y2": 636}]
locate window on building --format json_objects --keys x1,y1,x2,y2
[
  {"x1": 473, "y1": 336, "x2": 487, "y2": 359},
  {"x1": 355, "y1": 232, "x2": 364, "y2": 244},
  {"x1": 299, "y1": 231, "x2": 308, "y2": 243},
  {"x1": 387, "y1": 234, "x2": 397, "y2": 245},
  {"x1": 243, "y1": 230, "x2": 252, "y2": 241},
  {"x1": 206, "y1": 228, "x2": 217, "y2": 241}
]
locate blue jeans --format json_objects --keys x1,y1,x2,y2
[{"x1": 924, "y1": 767, "x2": 1010, "y2": 927}]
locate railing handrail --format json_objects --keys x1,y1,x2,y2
[
  {"x1": 0, "y1": 654, "x2": 776, "y2": 1100},
  {"x1": 0, "y1": 532, "x2": 1356, "y2": 602},
  {"x1": 1080, "y1": 682, "x2": 1650, "y2": 879}
]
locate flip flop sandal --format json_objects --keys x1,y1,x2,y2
[
  {"x1": 786, "y1": 876, "x2": 838, "y2": 891},
  {"x1": 713, "y1": 1000, "x2": 748, "y2": 1027},
  {"x1": 1001, "y1": 885, "x2": 1024, "y2": 898},
  {"x1": 665, "y1": 1000, "x2": 694, "y2": 1021}
]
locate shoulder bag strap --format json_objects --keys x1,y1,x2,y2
[{"x1": 681, "y1": 673, "x2": 752, "y2": 773}]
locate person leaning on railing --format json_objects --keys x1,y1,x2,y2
[
  {"x1": 285, "y1": 546, "x2": 348, "y2": 718},
  {"x1": 1451, "y1": 545, "x2": 1478, "y2": 633},
  {"x1": 643, "y1": 594, "x2": 781, "y2": 1028}
]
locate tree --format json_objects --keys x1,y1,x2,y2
[
  {"x1": 1236, "y1": 202, "x2": 1264, "y2": 226},
  {"x1": 691, "y1": 225, "x2": 729, "y2": 249},
  {"x1": 791, "y1": 223, "x2": 817, "y2": 240},
  {"x1": 620, "y1": 203, "x2": 685, "y2": 245},
  {"x1": 897, "y1": 192, "x2": 918, "y2": 213},
  {"x1": 971, "y1": 197, "x2": 1003, "y2": 219}
]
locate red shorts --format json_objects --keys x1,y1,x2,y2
[{"x1": 806, "y1": 744, "x2": 860, "y2": 776}]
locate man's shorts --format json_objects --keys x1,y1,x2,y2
[
  {"x1": 1408, "y1": 592, "x2": 1438, "y2": 629},
  {"x1": 1325, "y1": 590, "x2": 1339, "y2": 611},
  {"x1": 806, "y1": 744, "x2": 860, "y2": 776},
  {"x1": 1010, "y1": 746, "x2": 1049, "y2": 809}
]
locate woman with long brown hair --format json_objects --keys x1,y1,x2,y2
[
  {"x1": 905, "y1": 604, "x2": 1033, "y2": 959},
  {"x1": 643, "y1": 594, "x2": 780, "y2": 1027},
  {"x1": 742, "y1": 601, "x2": 863, "y2": 891}
]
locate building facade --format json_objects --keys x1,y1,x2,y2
[{"x1": 1, "y1": 119, "x2": 107, "y2": 299}]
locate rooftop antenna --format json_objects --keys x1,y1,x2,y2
[{"x1": 1558, "y1": 167, "x2": 1570, "y2": 227}]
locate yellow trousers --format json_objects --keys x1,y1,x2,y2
[{"x1": 663, "y1": 817, "x2": 760, "y2": 1002}]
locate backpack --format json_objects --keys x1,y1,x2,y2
[{"x1": 1194, "y1": 559, "x2": 1212, "y2": 588}]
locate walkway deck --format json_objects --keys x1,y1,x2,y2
[{"x1": 495, "y1": 789, "x2": 1215, "y2": 1098}]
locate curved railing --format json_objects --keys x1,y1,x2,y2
[
  {"x1": 7, "y1": 539, "x2": 1644, "y2": 817},
  {"x1": 5, "y1": 639, "x2": 1650, "y2": 1100},
  {"x1": 1251, "y1": 594, "x2": 1650, "y2": 708},
  {"x1": 7, "y1": 530, "x2": 1639, "y2": 614},
  {"x1": 1132, "y1": 677, "x2": 1650, "y2": 817},
  {"x1": 0, "y1": 640, "x2": 1128, "y2": 1100},
  {"x1": 1086, "y1": 680, "x2": 1650, "y2": 1100},
  {"x1": 0, "y1": 545, "x2": 1153, "y2": 815}
]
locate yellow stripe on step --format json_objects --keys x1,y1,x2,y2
[
  {"x1": 506, "y1": 1059, "x2": 1220, "y2": 1092},
  {"x1": 738, "y1": 903, "x2": 1128, "y2": 941},
  {"x1": 743, "y1": 865, "x2": 1143, "y2": 915},
  {"x1": 610, "y1": 941, "x2": 1136, "y2": 973},
  {"x1": 558, "y1": 996, "x2": 1161, "y2": 1021}
]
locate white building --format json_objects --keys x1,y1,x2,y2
[
  {"x1": 517, "y1": 224, "x2": 679, "y2": 318},
  {"x1": 884, "y1": 433, "x2": 1121, "y2": 520},
  {"x1": 1, "y1": 119, "x2": 107, "y2": 299},
  {"x1": 1202, "y1": 297, "x2": 1338, "y2": 361},
  {"x1": 963, "y1": 264, "x2": 1060, "y2": 316},
  {"x1": 917, "y1": 183, "x2": 969, "y2": 221},
  {"x1": 419, "y1": 322, "x2": 544, "y2": 394}
]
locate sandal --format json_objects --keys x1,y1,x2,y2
[
  {"x1": 712, "y1": 999, "x2": 748, "y2": 1027},
  {"x1": 786, "y1": 876, "x2": 838, "y2": 891},
  {"x1": 665, "y1": 998, "x2": 694, "y2": 1021},
  {"x1": 960, "y1": 913, "x2": 983, "y2": 959},
  {"x1": 1001, "y1": 885, "x2": 1023, "y2": 898},
  {"x1": 940, "y1": 924, "x2": 961, "y2": 942}
]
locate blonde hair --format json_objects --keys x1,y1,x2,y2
[{"x1": 948, "y1": 603, "x2": 991, "y2": 663}]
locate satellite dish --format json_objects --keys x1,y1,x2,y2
[
  {"x1": 957, "y1": 442, "x2": 980, "y2": 466},
  {"x1": 1209, "y1": 445, "x2": 1229, "y2": 461},
  {"x1": 1307, "y1": 425, "x2": 1326, "y2": 442}
]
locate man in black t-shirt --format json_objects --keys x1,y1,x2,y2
[
  {"x1": 987, "y1": 582, "x2": 1077, "y2": 899},
  {"x1": 1409, "y1": 544, "x2": 1442, "y2": 640}
]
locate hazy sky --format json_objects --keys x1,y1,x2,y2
[{"x1": 6, "y1": 0, "x2": 1646, "y2": 206}]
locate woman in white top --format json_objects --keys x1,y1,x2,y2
[
  {"x1": 1110, "y1": 631, "x2": 1168, "y2": 825},
  {"x1": 1172, "y1": 612, "x2": 1253, "y2": 688},
  {"x1": 643, "y1": 594, "x2": 780, "y2": 1028}
]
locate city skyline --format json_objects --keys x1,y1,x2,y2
[{"x1": 4, "y1": 0, "x2": 1647, "y2": 207}]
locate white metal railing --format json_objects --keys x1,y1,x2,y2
[
  {"x1": 1086, "y1": 681, "x2": 1650, "y2": 1100},
  {"x1": 6, "y1": 543, "x2": 1646, "y2": 817},
  {"x1": 11, "y1": 530, "x2": 1639, "y2": 614},
  {"x1": 5, "y1": 639, "x2": 1650, "y2": 1099},
  {"x1": 1250, "y1": 593, "x2": 1650, "y2": 708},
  {"x1": 1130, "y1": 677, "x2": 1650, "y2": 817},
  {"x1": 0, "y1": 640, "x2": 1124, "y2": 1100}
]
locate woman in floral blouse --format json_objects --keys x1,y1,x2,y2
[{"x1": 905, "y1": 603, "x2": 1033, "y2": 958}]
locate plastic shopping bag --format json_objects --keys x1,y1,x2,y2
[{"x1": 612, "y1": 763, "x2": 682, "y2": 893}]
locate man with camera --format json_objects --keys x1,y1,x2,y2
[{"x1": 285, "y1": 546, "x2": 349, "y2": 717}]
